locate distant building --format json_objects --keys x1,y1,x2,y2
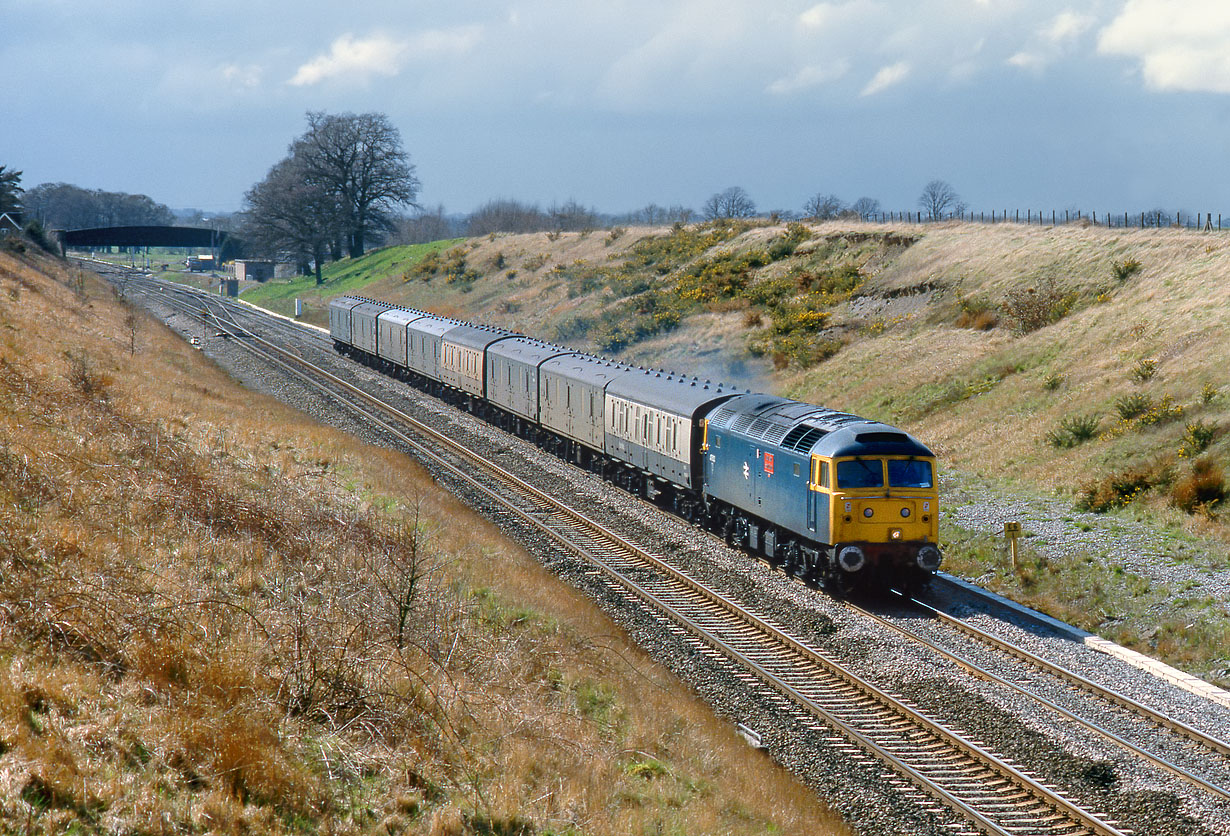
[
  {"x1": 0, "y1": 213, "x2": 21, "y2": 237},
  {"x1": 233, "y1": 259, "x2": 275, "y2": 282}
]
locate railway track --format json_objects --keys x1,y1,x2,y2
[
  {"x1": 98, "y1": 269, "x2": 1170, "y2": 836},
  {"x1": 843, "y1": 596, "x2": 1230, "y2": 801},
  {"x1": 91, "y1": 263, "x2": 1230, "y2": 836}
]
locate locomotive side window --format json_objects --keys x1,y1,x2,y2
[
  {"x1": 810, "y1": 458, "x2": 829, "y2": 487},
  {"x1": 837, "y1": 458, "x2": 884, "y2": 488},
  {"x1": 888, "y1": 459, "x2": 933, "y2": 488}
]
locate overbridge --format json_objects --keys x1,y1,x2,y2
[{"x1": 58, "y1": 225, "x2": 244, "y2": 261}]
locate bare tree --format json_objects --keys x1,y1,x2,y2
[
  {"x1": 548, "y1": 199, "x2": 598, "y2": 231},
  {"x1": 294, "y1": 111, "x2": 420, "y2": 258},
  {"x1": 395, "y1": 205, "x2": 460, "y2": 244},
  {"x1": 22, "y1": 182, "x2": 173, "y2": 229},
  {"x1": 918, "y1": 180, "x2": 962, "y2": 220},
  {"x1": 703, "y1": 186, "x2": 758, "y2": 220},
  {"x1": 465, "y1": 199, "x2": 548, "y2": 235},
  {"x1": 851, "y1": 196, "x2": 881, "y2": 220},
  {"x1": 625, "y1": 203, "x2": 695, "y2": 225},
  {"x1": 803, "y1": 193, "x2": 845, "y2": 220},
  {"x1": 243, "y1": 154, "x2": 342, "y2": 284}
]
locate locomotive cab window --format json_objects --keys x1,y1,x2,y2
[
  {"x1": 836, "y1": 458, "x2": 884, "y2": 489},
  {"x1": 888, "y1": 459, "x2": 934, "y2": 489},
  {"x1": 810, "y1": 458, "x2": 829, "y2": 488}
]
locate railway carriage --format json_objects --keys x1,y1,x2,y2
[
  {"x1": 328, "y1": 296, "x2": 362, "y2": 349},
  {"x1": 375, "y1": 307, "x2": 425, "y2": 373},
  {"x1": 404, "y1": 312, "x2": 461, "y2": 387},
  {"x1": 440, "y1": 323, "x2": 514, "y2": 400},
  {"x1": 537, "y1": 352, "x2": 629, "y2": 464},
  {"x1": 347, "y1": 299, "x2": 391, "y2": 357},
  {"x1": 605, "y1": 370, "x2": 736, "y2": 516},
  {"x1": 485, "y1": 337, "x2": 577, "y2": 430}
]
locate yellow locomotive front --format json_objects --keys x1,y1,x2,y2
[{"x1": 815, "y1": 454, "x2": 941, "y2": 588}]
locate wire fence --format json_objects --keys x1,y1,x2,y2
[{"x1": 865, "y1": 209, "x2": 1228, "y2": 230}]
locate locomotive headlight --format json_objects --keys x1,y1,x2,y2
[
  {"x1": 900, "y1": 507, "x2": 911, "y2": 518},
  {"x1": 863, "y1": 508, "x2": 874, "y2": 518}
]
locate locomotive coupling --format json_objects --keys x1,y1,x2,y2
[
  {"x1": 837, "y1": 545, "x2": 867, "y2": 573},
  {"x1": 916, "y1": 545, "x2": 942, "y2": 572}
]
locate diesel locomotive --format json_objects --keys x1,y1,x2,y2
[{"x1": 329, "y1": 294, "x2": 941, "y2": 592}]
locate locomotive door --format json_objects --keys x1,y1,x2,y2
[{"x1": 807, "y1": 455, "x2": 822, "y2": 532}]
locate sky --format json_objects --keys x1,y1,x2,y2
[{"x1": 5, "y1": 0, "x2": 1230, "y2": 217}]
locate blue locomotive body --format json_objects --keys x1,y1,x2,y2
[{"x1": 328, "y1": 294, "x2": 940, "y2": 592}]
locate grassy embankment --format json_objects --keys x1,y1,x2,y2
[
  {"x1": 0, "y1": 246, "x2": 846, "y2": 834},
  {"x1": 244, "y1": 220, "x2": 1230, "y2": 686}
]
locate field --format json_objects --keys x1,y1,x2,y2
[
  {"x1": 238, "y1": 219, "x2": 1230, "y2": 685},
  {"x1": 0, "y1": 247, "x2": 846, "y2": 833}
]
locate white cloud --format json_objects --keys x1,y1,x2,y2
[
  {"x1": 1007, "y1": 51, "x2": 1047, "y2": 71},
  {"x1": 861, "y1": 61, "x2": 909, "y2": 95},
  {"x1": 1044, "y1": 10, "x2": 1094, "y2": 44},
  {"x1": 221, "y1": 63, "x2": 262, "y2": 89},
  {"x1": 290, "y1": 33, "x2": 408, "y2": 86},
  {"x1": 1099, "y1": 0, "x2": 1230, "y2": 93},
  {"x1": 1005, "y1": 8, "x2": 1097, "y2": 73},
  {"x1": 767, "y1": 61, "x2": 849, "y2": 95}
]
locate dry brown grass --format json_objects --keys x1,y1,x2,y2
[{"x1": 0, "y1": 249, "x2": 846, "y2": 833}]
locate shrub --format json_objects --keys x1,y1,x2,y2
[
  {"x1": 955, "y1": 297, "x2": 999, "y2": 330},
  {"x1": 65, "y1": 351, "x2": 111, "y2": 401},
  {"x1": 1130, "y1": 358, "x2": 1157, "y2": 383},
  {"x1": 1137, "y1": 394, "x2": 1182, "y2": 426},
  {"x1": 1001, "y1": 277, "x2": 1075, "y2": 334},
  {"x1": 742, "y1": 310, "x2": 763, "y2": 328},
  {"x1": 23, "y1": 221, "x2": 56, "y2": 254},
  {"x1": 1202, "y1": 383, "x2": 1220, "y2": 405},
  {"x1": 1179, "y1": 420, "x2": 1217, "y2": 457},
  {"x1": 1047, "y1": 414, "x2": 1101, "y2": 448},
  {"x1": 1111, "y1": 257, "x2": 1143, "y2": 282},
  {"x1": 1115, "y1": 393, "x2": 1153, "y2": 420},
  {"x1": 1171, "y1": 458, "x2": 1226, "y2": 513},
  {"x1": 1078, "y1": 462, "x2": 1167, "y2": 512},
  {"x1": 1043, "y1": 372, "x2": 1065, "y2": 391},
  {"x1": 767, "y1": 222, "x2": 813, "y2": 260},
  {"x1": 605, "y1": 227, "x2": 626, "y2": 245}
]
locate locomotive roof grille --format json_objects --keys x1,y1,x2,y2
[
  {"x1": 782, "y1": 424, "x2": 828, "y2": 452},
  {"x1": 854, "y1": 431, "x2": 911, "y2": 444}
]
